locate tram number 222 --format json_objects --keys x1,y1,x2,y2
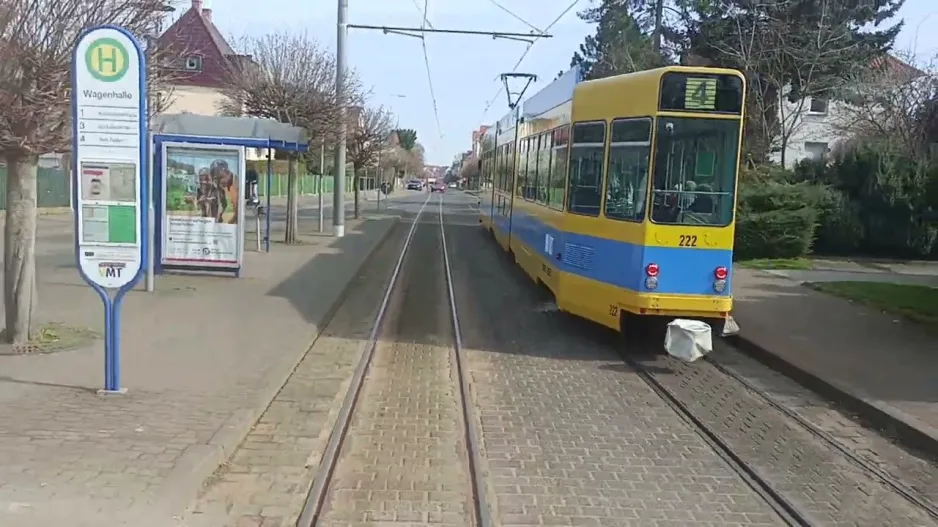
[{"x1": 678, "y1": 234, "x2": 698, "y2": 247}]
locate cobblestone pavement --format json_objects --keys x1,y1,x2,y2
[
  {"x1": 631, "y1": 349, "x2": 938, "y2": 525},
  {"x1": 183, "y1": 221, "x2": 413, "y2": 527},
  {"x1": 0, "y1": 213, "x2": 397, "y2": 527},
  {"x1": 318, "y1": 213, "x2": 474, "y2": 526},
  {"x1": 710, "y1": 342, "x2": 938, "y2": 517},
  {"x1": 442, "y1": 196, "x2": 785, "y2": 527}
]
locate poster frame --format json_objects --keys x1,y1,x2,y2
[{"x1": 158, "y1": 141, "x2": 246, "y2": 271}]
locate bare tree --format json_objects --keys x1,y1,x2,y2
[
  {"x1": 0, "y1": 0, "x2": 174, "y2": 345},
  {"x1": 388, "y1": 144, "x2": 425, "y2": 180},
  {"x1": 705, "y1": 2, "x2": 863, "y2": 167},
  {"x1": 830, "y1": 51, "x2": 937, "y2": 158},
  {"x1": 220, "y1": 31, "x2": 366, "y2": 242},
  {"x1": 459, "y1": 153, "x2": 481, "y2": 189},
  {"x1": 347, "y1": 105, "x2": 394, "y2": 218}
]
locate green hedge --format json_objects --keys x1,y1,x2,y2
[
  {"x1": 737, "y1": 140, "x2": 938, "y2": 260},
  {"x1": 790, "y1": 146, "x2": 938, "y2": 258},
  {"x1": 735, "y1": 181, "x2": 820, "y2": 260}
]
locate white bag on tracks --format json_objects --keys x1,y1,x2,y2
[{"x1": 664, "y1": 319, "x2": 712, "y2": 362}]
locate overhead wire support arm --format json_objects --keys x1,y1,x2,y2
[
  {"x1": 347, "y1": 24, "x2": 553, "y2": 42},
  {"x1": 501, "y1": 73, "x2": 537, "y2": 109}
]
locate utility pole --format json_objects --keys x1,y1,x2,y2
[
  {"x1": 333, "y1": 0, "x2": 349, "y2": 237},
  {"x1": 331, "y1": 19, "x2": 551, "y2": 236},
  {"x1": 318, "y1": 140, "x2": 325, "y2": 233}
]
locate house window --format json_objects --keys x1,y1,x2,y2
[
  {"x1": 184, "y1": 56, "x2": 202, "y2": 71},
  {"x1": 805, "y1": 142, "x2": 829, "y2": 161},
  {"x1": 808, "y1": 97, "x2": 828, "y2": 114}
]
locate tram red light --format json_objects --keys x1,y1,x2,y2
[
  {"x1": 714, "y1": 266, "x2": 728, "y2": 280},
  {"x1": 645, "y1": 263, "x2": 659, "y2": 277}
]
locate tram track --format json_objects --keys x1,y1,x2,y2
[
  {"x1": 705, "y1": 353, "x2": 938, "y2": 518},
  {"x1": 296, "y1": 194, "x2": 489, "y2": 527},
  {"x1": 618, "y1": 335, "x2": 938, "y2": 526}
]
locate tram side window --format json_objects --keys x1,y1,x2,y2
[
  {"x1": 536, "y1": 133, "x2": 552, "y2": 206},
  {"x1": 566, "y1": 122, "x2": 606, "y2": 216},
  {"x1": 521, "y1": 138, "x2": 532, "y2": 200},
  {"x1": 495, "y1": 147, "x2": 503, "y2": 215},
  {"x1": 485, "y1": 152, "x2": 492, "y2": 189},
  {"x1": 508, "y1": 142, "x2": 516, "y2": 195},
  {"x1": 531, "y1": 137, "x2": 540, "y2": 201},
  {"x1": 495, "y1": 146, "x2": 505, "y2": 192},
  {"x1": 529, "y1": 136, "x2": 540, "y2": 202},
  {"x1": 605, "y1": 118, "x2": 652, "y2": 222},
  {"x1": 549, "y1": 128, "x2": 568, "y2": 211},
  {"x1": 501, "y1": 145, "x2": 510, "y2": 214}
]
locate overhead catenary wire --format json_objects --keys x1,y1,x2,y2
[
  {"x1": 479, "y1": 0, "x2": 580, "y2": 120},
  {"x1": 486, "y1": 0, "x2": 544, "y2": 35},
  {"x1": 411, "y1": 0, "x2": 434, "y2": 29},
  {"x1": 419, "y1": 0, "x2": 444, "y2": 140}
]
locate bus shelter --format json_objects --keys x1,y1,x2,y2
[{"x1": 149, "y1": 113, "x2": 308, "y2": 279}]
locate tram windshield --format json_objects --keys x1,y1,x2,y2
[{"x1": 650, "y1": 117, "x2": 740, "y2": 226}]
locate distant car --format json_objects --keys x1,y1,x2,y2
[
  {"x1": 406, "y1": 179, "x2": 423, "y2": 190},
  {"x1": 431, "y1": 182, "x2": 446, "y2": 193},
  {"x1": 448, "y1": 183, "x2": 457, "y2": 188}
]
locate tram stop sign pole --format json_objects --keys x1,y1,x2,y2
[{"x1": 71, "y1": 25, "x2": 149, "y2": 395}]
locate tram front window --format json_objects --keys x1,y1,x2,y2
[{"x1": 650, "y1": 117, "x2": 740, "y2": 226}]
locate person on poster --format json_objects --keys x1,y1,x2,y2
[
  {"x1": 196, "y1": 167, "x2": 220, "y2": 219},
  {"x1": 163, "y1": 146, "x2": 242, "y2": 265},
  {"x1": 210, "y1": 159, "x2": 239, "y2": 224}
]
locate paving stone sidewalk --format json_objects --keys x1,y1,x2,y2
[
  {"x1": 0, "y1": 212, "x2": 397, "y2": 527},
  {"x1": 732, "y1": 269, "x2": 938, "y2": 450}
]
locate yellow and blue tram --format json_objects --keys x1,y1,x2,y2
[{"x1": 479, "y1": 65, "x2": 746, "y2": 333}]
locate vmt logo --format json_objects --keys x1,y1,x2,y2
[
  {"x1": 85, "y1": 37, "x2": 129, "y2": 82},
  {"x1": 98, "y1": 263, "x2": 125, "y2": 278}
]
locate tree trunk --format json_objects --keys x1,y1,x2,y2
[
  {"x1": 3, "y1": 154, "x2": 39, "y2": 345},
  {"x1": 284, "y1": 154, "x2": 299, "y2": 244},
  {"x1": 780, "y1": 136, "x2": 788, "y2": 169},
  {"x1": 353, "y1": 168, "x2": 361, "y2": 219}
]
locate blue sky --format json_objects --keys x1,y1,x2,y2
[{"x1": 200, "y1": 0, "x2": 933, "y2": 166}]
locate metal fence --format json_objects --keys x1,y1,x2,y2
[
  {"x1": 256, "y1": 173, "x2": 356, "y2": 197},
  {"x1": 0, "y1": 166, "x2": 71, "y2": 209},
  {"x1": 0, "y1": 169, "x2": 360, "y2": 210}
]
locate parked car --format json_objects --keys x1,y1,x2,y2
[
  {"x1": 406, "y1": 179, "x2": 423, "y2": 190},
  {"x1": 430, "y1": 182, "x2": 446, "y2": 193}
]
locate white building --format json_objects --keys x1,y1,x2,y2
[{"x1": 771, "y1": 55, "x2": 923, "y2": 167}]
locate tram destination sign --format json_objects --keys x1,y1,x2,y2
[{"x1": 658, "y1": 72, "x2": 744, "y2": 115}]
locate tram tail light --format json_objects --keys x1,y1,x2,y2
[
  {"x1": 644, "y1": 263, "x2": 659, "y2": 290},
  {"x1": 713, "y1": 266, "x2": 728, "y2": 292}
]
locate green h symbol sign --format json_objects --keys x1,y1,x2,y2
[
  {"x1": 96, "y1": 45, "x2": 118, "y2": 75},
  {"x1": 85, "y1": 37, "x2": 129, "y2": 82}
]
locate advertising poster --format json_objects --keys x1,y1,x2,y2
[{"x1": 161, "y1": 145, "x2": 244, "y2": 267}]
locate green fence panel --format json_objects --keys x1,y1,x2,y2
[
  {"x1": 257, "y1": 173, "x2": 347, "y2": 197},
  {"x1": 38, "y1": 168, "x2": 71, "y2": 207},
  {"x1": 0, "y1": 166, "x2": 70, "y2": 209}
]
